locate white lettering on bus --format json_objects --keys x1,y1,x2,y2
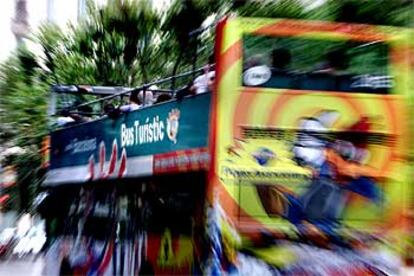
[
  {"x1": 121, "y1": 123, "x2": 134, "y2": 147},
  {"x1": 121, "y1": 116, "x2": 165, "y2": 148},
  {"x1": 65, "y1": 138, "x2": 97, "y2": 154}
]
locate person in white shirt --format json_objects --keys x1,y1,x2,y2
[
  {"x1": 138, "y1": 87, "x2": 155, "y2": 106},
  {"x1": 56, "y1": 116, "x2": 75, "y2": 126},
  {"x1": 119, "y1": 90, "x2": 141, "y2": 112},
  {"x1": 191, "y1": 69, "x2": 215, "y2": 94},
  {"x1": 190, "y1": 55, "x2": 215, "y2": 95},
  {"x1": 56, "y1": 109, "x2": 87, "y2": 127}
]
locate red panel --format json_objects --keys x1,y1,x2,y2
[{"x1": 153, "y1": 148, "x2": 209, "y2": 174}]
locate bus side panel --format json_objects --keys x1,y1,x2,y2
[
  {"x1": 216, "y1": 90, "x2": 410, "y2": 242},
  {"x1": 212, "y1": 18, "x2": 412, "y2": 271}
]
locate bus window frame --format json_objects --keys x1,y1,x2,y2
[{"x1": 235, "y1": 18, "x2": 411, "y2": 96}]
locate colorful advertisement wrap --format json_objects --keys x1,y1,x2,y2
[
  {"x1": 45, "y1": 93, "x2": 211, "y2": 186},
  {"x1": 212, "y1": 17, "x2": 412, "y2": 271}
]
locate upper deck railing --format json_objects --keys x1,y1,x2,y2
[{"x1": 49, "y1": 65, "x2": 213, "y2": 125}]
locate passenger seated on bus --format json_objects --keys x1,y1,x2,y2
[
  {"x1": 301, "y1": 48, "x2": 352, "y2": 91},
  {"x1": 138, "y1": 88, "x2": 155, "y2": 106},
  {"x1": 190, "y1": 55, "x2": 215, "y2": 94},
  {"x1": 103, "y1": 103, "x2": 121, "y2": 119},
  {"x1": 313, "y1": 48, "x2": 349, "y2": 75},
  {"x1": 263, "y1": 48, "x2": 296, "y2": 89},
  {"x1": 192, "y1": 69, "x2": 214, "y2": 94},
  {"x1": 119, "y1": 90, "x2": 140, "y2": 112},
  {"x1": 56, "y1": 110, "x2": 75, "y2": 126},
  {"x1": 271, "y1": 48, "x2": 291, "y2": 71},
  {"x1": 244, "y1": 54, "x2": 266, "y2": 71},
  {"x1": 155, "y1": 93, "x2": 172, "y2": 104},
  {"x1": 175, "y1": 83, "x2": 193, "y2": 100},
  {"x1": 77, "y1": 104, "x2": 93, "y2": 121},
  {"x1": 56, "y1": 109, "x2": 86, "y2": 127}
]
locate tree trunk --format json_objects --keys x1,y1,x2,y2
[{"x1": 170, "y1": 49, "x2": 184, "y2": 91}]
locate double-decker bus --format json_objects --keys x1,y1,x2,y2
[
  {"x1": 42, "y1": 17, "x2": 413, "y2": 275},
  {"x1": 42, "y1": 76, "x2": 211, "y2": 274}
]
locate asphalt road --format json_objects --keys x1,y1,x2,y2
[
  {"x1": 0, "y1": 256, "x2": 413, "y2": 275},
  {"x1": 0, "y1": 256, "x2": 44, "y2": 276}
]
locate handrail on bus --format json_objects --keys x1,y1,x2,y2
[
  {"x1": 51, "y1": 19, "x2": 218, "y2": 117},
  {"x1": 52, "y1": 64, "x2": 213, "y2": 116}
]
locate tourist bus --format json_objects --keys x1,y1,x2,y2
[
  {"x1": 43, "y1": 17, "x2": 413, "y2": 274},
  {"x1": 43, "y1": 76, "x2": 211, "y2": 274}
]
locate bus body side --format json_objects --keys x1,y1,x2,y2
[
  {"x1": 44, "y1": 93, "x2": 212, "y2": 274},
  {"x1": 210, "y1": 17, "x2": 413, "y2": 269}
]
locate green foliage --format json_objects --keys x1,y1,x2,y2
[
  {"x1": 36, "y1": 24, "x2": 96, "y2": 85},
  {"x1": 308, "y1": 0, "x2": 413, "y2": 27},
  {"x1": 3, "y1": 150, "x2": 44, "y2": 212},
  {"x1": 236, "y1": 0, "x2": 305, "y2": 19},
  {"x1": 234, "y1": 0, "x2": 413, "y2": 27},
  {"x1": 162, "y1": 0, "x2": 220, "y2": 86},
  {"x1": 0, "y1": 49, "x2": 47, "y2": 212},
  {"x1": 0, "y1": 52, "x2": 48, "y2": 147}
]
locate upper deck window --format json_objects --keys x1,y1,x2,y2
[{"x1": 242, "y1": 35, "x2": 391, "y2": 93}]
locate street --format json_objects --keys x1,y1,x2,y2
[
  {"x1": 0, "y1": 256, "x2": 412, "y2": 275},
  {"x1": 0, "y1": 256, "x2": 44, "y2": 276}
]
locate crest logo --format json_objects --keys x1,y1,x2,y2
[
  {"x1": 252, "y1": 147, "x2": 275, "y2": 166},
  {"x1": 166, "y1": 109, "x2": 180, "y2": 144}
]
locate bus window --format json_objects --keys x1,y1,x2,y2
[{"x1": 242, "y1": 35, "x2": 392, "y2": 94}]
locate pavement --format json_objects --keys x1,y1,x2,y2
[
  {"x1": 0, "y1": 256, "x2": 412, "y2": 275},
  {"x1": 403, "y1": 268, "x2": 414, "y2": 276},
  {"x1": 0, "y1": 256, "x2": 44, "y2": 276}
]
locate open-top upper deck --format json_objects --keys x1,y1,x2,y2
[{"x1": 44, "y1": 65, "x2": 213, "y2": 186}]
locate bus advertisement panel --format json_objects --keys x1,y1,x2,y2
[
  {"x1": 45, "y1": 93, "x2": 210, "y2": 186},
  {"x1": 210, "y1": 17, "x2": 412, "y2": 274}
]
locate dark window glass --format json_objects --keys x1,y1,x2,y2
[{"x1": 242, "y1": 35, "x2": 391, "y2": 94}]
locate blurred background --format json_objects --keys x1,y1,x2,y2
[{"x1": 0, "y1": 0, "x2": 413, "y2": 275}]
